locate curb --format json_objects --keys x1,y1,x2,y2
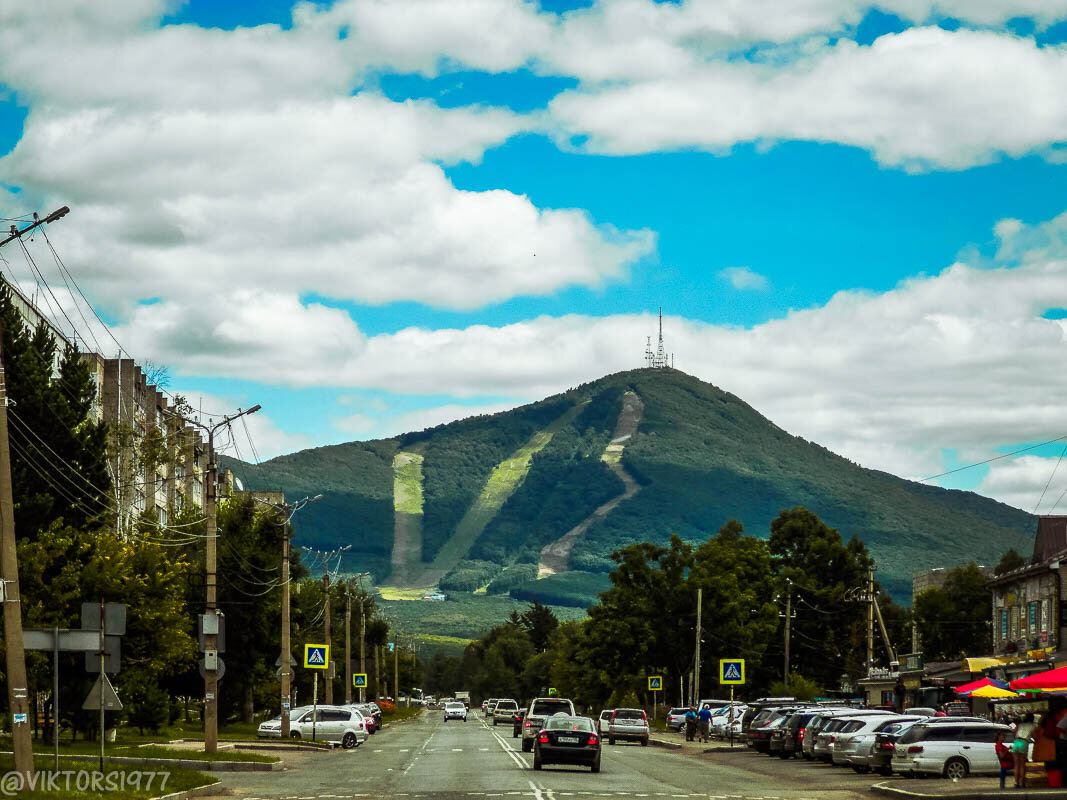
[
  {"x1": 649, "y1": 738, "x2": 683, "y2": 751},
  {"x1": 154, "y1": 778, "x2": 226, "y2": 800},
  {"x1": 871, "y1": 780, "x2": 1067, "y2": 799},
  {"x1": 0, "y1": 751, "x2": 280, "y2": 772}
]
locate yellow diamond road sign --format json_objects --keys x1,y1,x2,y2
[
  {"x1": 720, "y1": 659, "x2": 745, "y2": 685},
  {"x1": 648, "y1": 675, "x2": 663, "y2": 691},
  {"x1": 304, "y1": 644, "x2": 330, "y2": 669}
]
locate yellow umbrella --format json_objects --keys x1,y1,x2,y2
[{"x1": 969, "y1": 685, "x2": 1020, "y2": 698}]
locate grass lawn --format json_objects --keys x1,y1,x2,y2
[
  {"x1": 0, "y1": 754, "x2": 214, "y2": 799},
  {"x1": 24, "y1": 738, "x2": 276, "y2": 763},
  {"x1": 382, "y1": 706, "x2": 422, "y2": 724}
]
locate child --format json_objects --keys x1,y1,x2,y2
[{"x1": 996, "y1": 731, "x2": 1013, "y2": 789}]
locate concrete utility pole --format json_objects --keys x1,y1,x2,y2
[
  {"x1": 0, "y1": 321, "x2": 34, "y2": 781},
  {"x1": 693, "y1": 587, "x2": 702, "y2": 705},
  {"x1": 783, "y1": 578, "x2": 793, "y2": 689},
  {"x1": 166, "y1": 403, "x2": 261, "y2": 753},
  {"x1": 345, "y1": 588, "x2": 352, "y2": 705},
  {"x1": 280, "y1": 517, "x2": 292, "y2": 736},
  {"x1": 867, "y1": 568, "x2": 875, "y2": 672},
  {"x1": 324, "y1": 573, "x2": 333, "y2": 705},
  {"x1": 359, "y1": 590, "x2": 367, "y2": 703},
  {"x1": 374, "y1": 645, "x2": 381, "y2": 701},
  {"x1": 394, "y1": 636, "x2": 399, "y2": 703}
]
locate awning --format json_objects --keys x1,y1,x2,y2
[
  {"x1": 955, "y1": 677, "x2": 1008, "y2": 695},
  {"x1": 1010, "y1": 665, "x2": 1067, "y2": 691},
  {"x1": 969, "y1": 685, "x2": 1019, "y2": 699},
  {"x1": 963, "y1": 657, "x2": 1007, "y2": 672}
]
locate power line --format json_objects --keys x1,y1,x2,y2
[{"x1": 921, "y1": 434, "x2": 1067, "y2": 482}]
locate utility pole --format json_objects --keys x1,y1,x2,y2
[
  {"x1": 0, "y1": 321, "x2": 34, "y2": 781},
  {"x1": 324, "y1": 573, "x2": 333, "y2": 705},
  {"x1": 782, "y1": 578, "x2": 794, "y2": 689},
  {"x1": 345, "y1": 588, "x2": 352, "y2": 705},
  {"x1": 375, "y1": 645, "x2": 381, "y2": 701},
  {"x1": 693, "y1": 587, "x2": 702, "y2": 705},
  {"x1": 360, "y1": 592, "x2": 367, "y2": 703},
  {"x1": 394, "y1": 636, "x2": 399, "y2": 703},
  {"x1": 867, "y1": 567, "x2": 875, "y2": 673},
  {"x1": 280, "y1": 516, "x2": 292, "y2": 736},
  {"x1": 166, "y1": 403, "x2": 261, "y2": 753}
]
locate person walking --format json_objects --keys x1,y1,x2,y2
[
  {"x1": 697, "y1": 703, "x2": 712, "y2": 743},
  {"x1": 1013, "y1": 713, "x2": 1037, "y2": 788},
  {"x1": 684, "y1": 706, "x2": 698, "y2": 742},
  {"x1": 996, "y1": 731, "x2": 1014, "y2": 789}
]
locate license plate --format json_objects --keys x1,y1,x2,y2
[{"x1": 557, "y1": 736, "x2": 579, "y2": 743}]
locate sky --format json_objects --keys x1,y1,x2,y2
[{"x1": 1, "y1": 0, "x2": 1066, "y2": 513}]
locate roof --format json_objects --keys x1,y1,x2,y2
[{"x1": 1034, "y1": 517, "x2": 1067, "y2": 562}]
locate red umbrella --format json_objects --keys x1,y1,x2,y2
[
  {"x1": 955, "y1": 677, "x2": 996, "y2": 695},
  {"x1": 1010, "y1": 665, "x2": 1067, "y2": 691}
]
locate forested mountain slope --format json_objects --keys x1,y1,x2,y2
[{"x1": 222, "y1": 369, "x2": 1034, "y2": 601}]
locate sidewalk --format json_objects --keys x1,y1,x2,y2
[
  {"x1": 872, "y1": 777, "x2": 1067, "y2": 799},
  {"x1": 648, "y1": 730, "x2": 747, "y2": 753}
]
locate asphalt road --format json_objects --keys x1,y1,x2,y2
[{"x1": 204, "y1": 712, "x2": 877, "y2": 800}]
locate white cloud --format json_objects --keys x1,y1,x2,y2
[
  {"x1": 547, "y1": 27, "x2": 1067, "y2": 170},
  {"x1": 173, "y1": 390, "x2": 312, "y2": 462},
  {"x1": 978, "y1": 454, "x2": 1067, "y2": 513},
  {"x1": 719, "y1": 266, "x2": 769, "y2": 291}
]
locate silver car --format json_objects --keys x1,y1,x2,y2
[
  {"x1": 843, "y1": 716, "x2": 922, "y2": 773},
  {"x1": 814, "y1": 712, "x2": 895, "y2": 761},
  {"x1": 607, "y1": 708, "x2": 650, "y2": 746},
  {"x1": 257, "y1": 706, "x2": 312, "y2": 738},
  {"x1": 291, "y1": 705, "x2": 369, "y2": 749}
]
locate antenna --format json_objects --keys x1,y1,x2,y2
[{"x1": 643, "y1": 308, "x2": 673, "y2": 369}]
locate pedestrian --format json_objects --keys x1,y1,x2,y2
[
  {"x1": 684, "y1": 706, "x2": 698, "y2": 742},
  {"x1": 893, "y1": 678, "x2": 906, "y2": 713},
  {"x1": 697, "y1": 703, "x2": 712, "y2": 743},
  {"x1": 1013, "y1": 712, "x2": 1036, "y2": 787},
  {"x1": 934, "y1": 704, "x2": 947, "y2": 717},
  {"x1": 996, "y1": 731, "x2": 1014, "y2": 789}
]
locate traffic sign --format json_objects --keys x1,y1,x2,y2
[
  {"x1": 304, "y1": 644, "x2": 330, "y2": 669},
  {"x1": 719, "y1": 659, "x2": 745, "y2": 684},
  {"x1": 82, "y1": 673, "x2": 123, "y2": 711},
  {"x1": 353, "y1": 673, "x2": 368, "y2": 688},
  {"x1": 648, "y1": 675, "x2": 663, "y2": 691},
  {"x1": 547, "y1": 687, "x2": 558, "y2": 696}
]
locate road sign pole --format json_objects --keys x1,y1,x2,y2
[
  {"x1": 53, "y1": 626, "x2": 59, "y2": 771},
  {"x1": 312, "y1": 673, "x2": 318, "y2": 742},
  {"x1": 98, "y1": 600, "x2": 105, "y2": 771}
]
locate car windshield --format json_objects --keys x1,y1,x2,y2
[
  {"x1": 547, "y1": 716, "x2": 594, "y2": 732},
  {"x1": 531, "y1": 699, "x2": 572, "y2": 716}
]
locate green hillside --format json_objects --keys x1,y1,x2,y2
[{"x1": 223, "y1": 369, "x2": 1035, "y2": 601}]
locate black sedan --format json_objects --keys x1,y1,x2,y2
[
  {"x1": 533, "y1": 715, "x2": 601, "y2": 772},
  {"x1": 513, "y1": 709, "x2": 526, "y2": 738}
]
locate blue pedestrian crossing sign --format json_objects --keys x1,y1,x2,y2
[
  {"x1": 353, "y1": 673, "x2": 368, "y2": 688},
  {"x1": 719, "y1": 659, "x2": 745, "y2": 685},
  {"x1": 648, "y1": 675, "x2": 663, "y2": 691},
  {"x1": 304, "y1": 644, "x2": 330, "y2": 669}
]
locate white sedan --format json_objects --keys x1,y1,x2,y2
[{"x1": 444, "y1": 702, "x2": 468, "y2": 722}]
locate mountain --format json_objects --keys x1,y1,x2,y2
[{"x1": 222, "y1": 369, "x2": 1034, "y2": 604}]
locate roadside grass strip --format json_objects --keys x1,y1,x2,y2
[
  {"x1": 429, "y1": 402, "x2": 587, "y2": 576},
  {"x1": 0, "y1": 755, "x2": 214, "y2": 799}
]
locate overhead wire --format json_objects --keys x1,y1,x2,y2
[{"x1": 1033, "y1": 442, "x2": 1067, "y2": 514}]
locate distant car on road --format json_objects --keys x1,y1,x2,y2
[
  {"x1": 443, "y1": 702, "x2": 467, "y2": 722},
  {"x1": 606, "y1": 708, "x2": 649, "y2": 746},
  {"x1": 493, "y1": 699, "x2": 519, "y2": 726},
  {"x1": 522, "y1": 696, "x2": 577, "y2": 752},
  {"x1": 534, "y1": 715, "x2": 601, "y2": 773}
]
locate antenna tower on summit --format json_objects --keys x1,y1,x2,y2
[{"x1": 644, "y1": 308, "x2": 672, "y2": 369}]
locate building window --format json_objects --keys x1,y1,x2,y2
[{"x1": 158, "y1": 507, "x2": 168, "y2": 526}]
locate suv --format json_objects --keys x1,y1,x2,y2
[
  {"x1": 802, "y1": 709, "x2": 889, "y2": 760},
  {"x1": 485, "y1": 699, "x2": 500, "y2": 717},
  {"x1": 891, "y1": 719, "x2": 1010, "y2": 779},
  {"x1": 607, "y1": 708, "x2": 650, "y2": 746},
  {"x1": 443, "y1": 702, "x2": 468, "y2": 722},
  {"x1": 666, "y1": 708, "x2": 688, "y2": 732},
  {"x1": 493, "y1": 699, "x2": 519, "y2": 726},
  {"x1": 521, "y1": 696, "x2": 576, "y2": 752}
]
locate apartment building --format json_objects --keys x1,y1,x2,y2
[{"x1": 2, "y1": 275, "x2": 213, "y2": 533}]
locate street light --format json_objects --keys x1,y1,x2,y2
[{"x1": 169, "y1": 403, "x2": 260, "y2": 753}]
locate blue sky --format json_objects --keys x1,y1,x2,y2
[{"x1": 2, "y1": 0, "x2": 1067, "y2": 510}]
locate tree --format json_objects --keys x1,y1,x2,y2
[
  {"x1": 912, "y1": 562, "x2": 992, "y2": 660},
  {"x1": 995, "y1": 549, "x2": 1026, "y2": 576},
  {"x1": 519, "y1": 601, "x2": 558, "y2": 652},
  {"x1": 768, "y1": 507, "x2": 874, "y2": 689}
]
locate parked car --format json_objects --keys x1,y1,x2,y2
[
  {"x1": 711, "y1": 704, "x2": 747, "y2": 738},
  {"x1": 606, "y1": 708, "x2": 649, "y2": 746},
  {"x1": 833, "y1": 715, "x2": 916, "y2": 768},
  {"x1": 443, "y1": 701, "x2": 468, "y2": 722},
  {"x1": 355, "y1": 702, "x2": 381, "y2": 733},
  {"x1": 861, "y1": 718, "x2": 923, "y2": 775},
  {"x1": 741, "y1": 697, "x2": 797, "y2": 732},
  {"x1": 777, "y1": 710, "x2": 821, "y2": 759},
  {"x1": 290, "y1": 705, "x2": 368, "y2": 749},
  {"x1": 598, "y1": 710, "x2": 612, "y2": 734},
  {"x1": 815, "y1": 714, "x2": 894, "y2": 762},
  {"x1": 666, "y1": 707, "x2": 689, "y2": 732},
  {"x1": 512, "y1": 708, "x2": 526, "y2": 738},
  {"x1": 801, "y1": 709, "x2": 891, "y2": 760},
  {"x1": 522, "y1": 696, "x2": 577, "y2": 752},
  {"x1": 534, "y1": 715, "x2": 601, "y2": 773},
  {"x1": 257, "y1": 706, "x2": 312, "y2": 738},
  {"x1": 891, "y1": 719, "x2": 1010, "y2": 779},
  {"x1": 748, "y1": 715, "x2": 788, "y2": 753},
  {"x1": 770, "y1": 710, "x2": 816, "y2": 756},
  {"x1": 493, "y1": 699, "x2": 519, "y2": 726}
]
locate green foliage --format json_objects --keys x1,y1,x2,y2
[
  {"x1": 913, "y1": 562, "x2": 992, "y2": 660},
  {"x1": 486, "y1": 564, "x2": 538, "y2": 594},
  {"x1": 769, "y1": 673, "x2": 821, "y2": 702},
  {"x1": 470, "y1": 426, "x2": 622, "y2": 563},
  {"x1": 123, "y1": 669, "x2": 171, "y2": 734},
  {"x1": 995, "y1": 548, "x2": 1027, "y2": 575},
  {"x1": 439, "y1": 560, "x2": 502, "y2": 592},
  {"x1": 517, "y1": 601, "x2": 559, "y2": 652},
  {"x1": 509, "y1": 571, "x2": 611, "y2": 608}
]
